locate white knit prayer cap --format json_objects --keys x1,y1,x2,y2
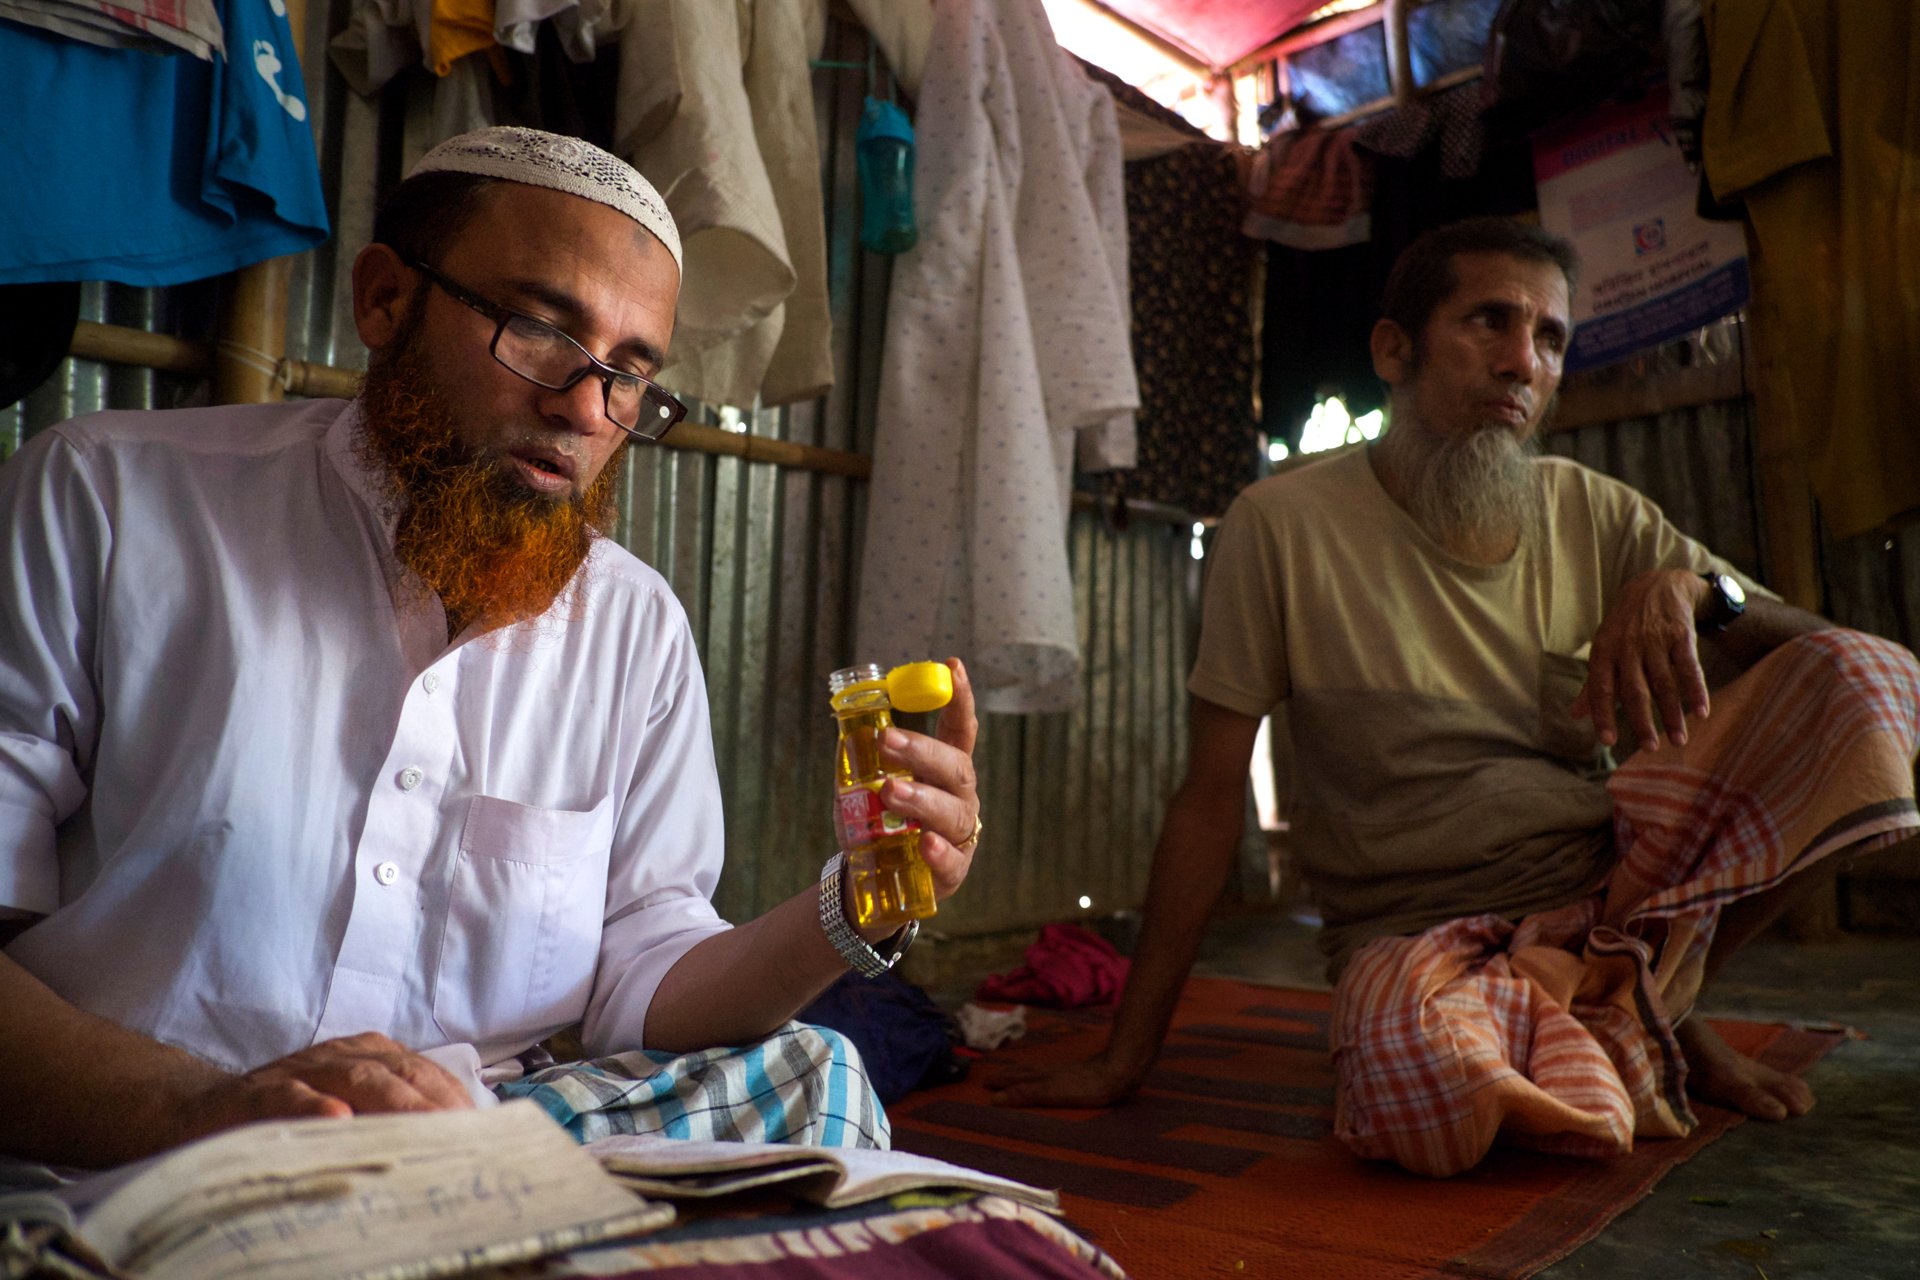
[{"x1": 410, "y1": 127, "x2": 682, "y2": 272}]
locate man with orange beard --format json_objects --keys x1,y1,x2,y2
[
  {"x1": 992, "y1": 218, "x2": 1920, "y2": 1177},
  {"x1": 0, "y1": 129, "x2": 982, "y2": 1175}
]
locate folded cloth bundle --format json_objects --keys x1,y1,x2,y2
[{"x1": 977, "y1": 923, "x2": 1131, "y2": 1009}]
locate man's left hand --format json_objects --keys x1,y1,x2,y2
[
  {"x1": 1572, "y1": 568, "x2": 1712, "y2": 752},
  {"x1": 875, "y1": 657, "x2": 980, "y2": 900}
]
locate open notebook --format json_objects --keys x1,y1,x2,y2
[
  {"x1": 0, "y1": 1101, "x2": 668, "y2": 1280},
  {"x1": 589, "y1": 1133, "x2": 1062, "y2": 1213}
]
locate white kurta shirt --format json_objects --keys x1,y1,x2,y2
[
  {"x1": 0, "y1": 399, "x2": 731, "y2": 1073},
  {"x1": 855, "y1": 0, "x2": 1138, "y2": 714}
]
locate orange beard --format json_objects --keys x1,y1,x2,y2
[{"x1": 354, "y1": 331, "x2": 624, "y2": 636}]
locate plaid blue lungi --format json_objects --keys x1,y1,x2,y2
[{"x1": 495, "y1": 1021, "x2": 891, "y2": 1149}]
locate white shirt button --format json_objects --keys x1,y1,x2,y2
[
  {"x1": 398, "y1": 767, "x2": 424, "y2": 791},
  {"x1": 422, "y1": 673, "x2": 440, "y2": 693},
  {"x1": 373, "y1": 861, "x2": 400, "y2": 886}
]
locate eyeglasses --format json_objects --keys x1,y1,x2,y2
[{"x1": 402, "y1": 257, "x2": 687, "y2": 442}]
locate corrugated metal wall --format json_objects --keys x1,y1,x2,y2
[
  {"x1": 0, "y1": 8, "x2": 1204, "y2": 936},
  {"x1": 1545, "y1": 400, "x2": 1766, "y2": 574},
  {"x1": 1542, "y1": 399, "x2": 1919, "y2": 653}
]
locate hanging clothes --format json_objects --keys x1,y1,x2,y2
[
  {"x1": 843, "y1": 0, "x2": 931, "y2": 97},
  {"x1": 1702, "y1": 0, "x2": 1920, "y2": 539},
  {"x1": 330, "y1": 0, "x2": 836, "y2": 411},
  {"x1": 0, "y1": 0, "x2": 223, "y2": 59},
  {"x1": 1242, "y1": 126, "x2": 1375, "y2": 250},
  {"x1": 1087, "y1": 67, "x2": 1257, "y2": 520},
  {"x1": 1120, "y1": 140, "x2": 1258, "y2": 518},
  {"x1": 611, "y1": 0, "x2": 833, "y2": 410},
  {"x1": 427, "y1": 0, "x2": 496, "y2": 76},
  {"x1": 1354, "y1": 77, "x2": 1489, "y2": 182},
  {"x1": 855, "y1": 0, "x2": 1137, "y2": 715},
  {"x1": 331, "y1": 0, "x2": 612, "y2": 96},
  {"x1": 329, "y1": 0, "x2": 431, "y2": 95},
  {"x1": 492, "y1": 0, "x2": 609, "y2": 62},
  {"x1": 0, "y1": 0, "x2": 327, "y2": 286}
]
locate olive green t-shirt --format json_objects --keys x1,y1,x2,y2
[{"x1": 1189, "y1": 446, "x2": 1768, "y2": 977}]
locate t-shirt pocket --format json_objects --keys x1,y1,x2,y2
[
  {"x1": 432, "y1": 793, "x2": 614, "y2": 1048},
  {"x1": 1538, "y1": 649, "x2": 1611, "y2": 776}
]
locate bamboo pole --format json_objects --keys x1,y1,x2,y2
[
  {"x1": 66, "y1": 318, "x2": 883, "y2": 480},
  {"x1": 211, "y1": 0, "x2": 308, "y2": 406},
  {"x1": 62, "y1": 314, "x2": 1750, "y2": 525},
  {"x1": 1228, "y1": 3, "x2": 1386, "y2": 77},
  {"x1": 282, "y1": 357, "x2": 360, "y2": 400},
  {"x1": 212, "y1": 257, "x2": 292, "y2": 404},
  {"x1": 69, "y1": 321, "x2": 208, "y2": 375},
  {"x1": 63, "y1": 317, "x2": 1214, "y2": 528},
  {"x1": 665, "y1": 421, "x2": 872, "y2": 479},
  {"x1": 1547, "y1": 359, "x2": 1747, "y2": 433},
  {"x1": 1740, "y1": 237, "x2": 1823, "y2": 610},
  {"x1": 1382, "y1": 0, "x2": 1412, "y2": 102}
]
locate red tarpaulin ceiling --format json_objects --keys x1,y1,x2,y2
[{"x1": 1097, "y1": 0, "x2": 1333, "y2": 69}]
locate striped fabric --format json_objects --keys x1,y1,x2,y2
[
  {"x1": 495, "y1": 1022, "x2": 892, "y2": 1149},
  {"x1": 1331, "y1": 630, "x2": 1920, "y2": 1177}
]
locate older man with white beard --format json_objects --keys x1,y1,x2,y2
[{"x1": 991, "y1": 217, "x2": 1920, "y2": 1177}]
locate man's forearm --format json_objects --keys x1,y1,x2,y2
[
  {"x1": 1703, "y1": 595, "x2": 1833, "y2": 680},
  {"x1": 1094, "y1": 783, "x2": 1247, "y2": 1082},
  {"x1": 0, "y1": 951, "x2": 230, "y2": 1167},
  {"x1": 642, "y1": 880, "x2": 866, "y2": 1053}
]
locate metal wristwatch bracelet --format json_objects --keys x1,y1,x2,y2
[{"x1": 818, "y1": 852, "x2": 918, "y2": 978}]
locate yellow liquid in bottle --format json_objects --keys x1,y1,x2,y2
[{"x1": 833, "y1": 693, "x2": 938, "y2": 930}]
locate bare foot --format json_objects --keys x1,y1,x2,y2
[{"x1": 1676, "y1": 1018, "x2": 1815, "y2": 1121}]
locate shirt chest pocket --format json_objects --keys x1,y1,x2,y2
[{"x1": 432, "y1": 794, "x2": 614, "y2": 1048}]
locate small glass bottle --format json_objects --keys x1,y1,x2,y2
[
  {"x1": 828, "y1": 662, "x2": 950, "y2": 929},
  {"x1": 856, "y1": 97, "x2": 918, "y2": 255}
]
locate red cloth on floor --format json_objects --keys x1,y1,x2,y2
[{"x1": 976, "y1": 923, "x2": 1131, "y2": 1008}]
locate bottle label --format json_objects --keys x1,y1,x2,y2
[{"x1": 835, "y1": 783, "x2": 917, "y2": 848}]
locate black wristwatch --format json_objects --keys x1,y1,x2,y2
[{"x1": 1697, "y1": 571, "x2": 1747, "y2": 633}]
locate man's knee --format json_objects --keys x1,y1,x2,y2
[
  {"x1": 780, "y1": 1022, "x2": 892, "y2": 1150},
  {"x1": 1792, "y1": 629, "x2": 1920, "y2": 710}
]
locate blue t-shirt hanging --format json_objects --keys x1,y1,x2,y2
[{"x1": 0, "y1": 0, "x2": 330, "y2": 286}]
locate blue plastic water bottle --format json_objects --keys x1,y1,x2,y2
[{"x1": 857, "y1": 97, "x2": 917, "y2": 254}]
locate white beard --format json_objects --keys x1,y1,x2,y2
[{"x1": 1374, "y1": 420, "x2": 1544, "y2": 558}]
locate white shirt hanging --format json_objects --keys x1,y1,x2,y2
[{"x1": 855, "y1": 0, "x2": 1137, "y2": 713}]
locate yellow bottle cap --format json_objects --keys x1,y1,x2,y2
[{"x1": 886, "y1": 661, "x2": 954, "y2": 713}]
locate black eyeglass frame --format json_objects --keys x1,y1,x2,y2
[{"x1": 400, "y1": 255, "x2": 687, "y2": 442}]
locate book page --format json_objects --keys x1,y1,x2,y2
[
  {"x1": 587, "y1": 1135, "x2": 1059, "y2": 1213},
  {"x1": 81, "y1": 1101, "x2": 670, "y2": 1280},
  {"x1": 589, "y1": 1134, "x2": 835, "y2": 1178},
  {"x1": 812, "y1": 1146, "x2": 1060, "y2": 1212},
  {"x1": 602, "y1": 1162, "x2": 844, "y2": 1201}
]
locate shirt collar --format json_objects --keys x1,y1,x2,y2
[{"x1": 322, "y1": 397, "x2": 404, "y2": 547}]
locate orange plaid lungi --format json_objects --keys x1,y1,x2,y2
[{"x1": 1330, "y1": 630, "x2": 1920, "y2": 1177}]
